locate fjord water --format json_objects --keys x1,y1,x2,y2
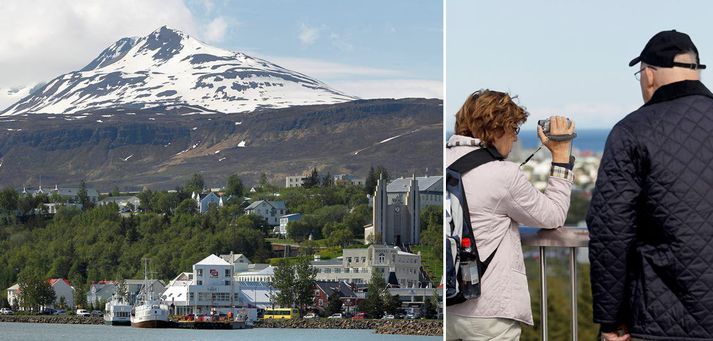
[{"x1": 0, "y1": 323, "x2": 440, "y2": 341}]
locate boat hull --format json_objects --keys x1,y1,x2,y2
[
  {"x1": 105, "y1": 320, "x2": 131, "y2": 326},
  {"x1": 131, "y1": 320, "x2": 174, "y2": 328}
]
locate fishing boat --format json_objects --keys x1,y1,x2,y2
[
  {"x1": 104, "y1": 295, "x2": 131, "y2": 326},
  {"x1": 131, "y1": 259, "x2": 172, "y2": 328}
]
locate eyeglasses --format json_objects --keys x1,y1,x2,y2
[
  {"x1": 514, "y1": 126, "x2": 521, "y2": 135},
  {"x1": 634, "y1": 66, "x2": 658, "y2": 81}
]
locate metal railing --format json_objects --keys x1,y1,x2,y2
[{"x1": 520, "y1": 226, "x2": 589, "y2": 341}]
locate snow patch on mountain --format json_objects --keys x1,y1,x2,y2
[{"x1": 1, "y1": 26, "x2": 356, "y2": 116}]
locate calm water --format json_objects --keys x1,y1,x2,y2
[
  {"x1": 519, "y1": 128, "x2": 610, "y2": 153},
  {"x1": 0, "y1": 323, "x2": 441, "y2": 341}
]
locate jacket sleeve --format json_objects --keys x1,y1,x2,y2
[
  {"x1": 502, "y1": 163, "x2": 573, "y2": 228},
  {"x1": 587, "y1": 124, "x2": 643, "y2": 325}
]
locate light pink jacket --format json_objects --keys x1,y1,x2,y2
[{"x1": 446, "y1": 135, "x2": 573, "y2": 325}]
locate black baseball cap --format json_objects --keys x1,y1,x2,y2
[{"x1": 629, "y1": 30, "x2": 706, "y2": 69}]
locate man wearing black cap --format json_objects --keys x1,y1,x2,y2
[{"x1": 588, "y1": 30, "x2": 713, "y2": 341}]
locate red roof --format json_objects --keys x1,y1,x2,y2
[{"x1": 48, "y1": 278, "x2": 72, "y2": 287}]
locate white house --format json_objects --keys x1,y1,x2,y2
[
  {"x1": 22, "y1": 185, "x2": 99, "y2": 204},
  {"x1": 192, "y1": 191, "x2": 224, "y2": 213},
  {"x1": 244, "y1": 200, "x2": 286, "y2": 226},
  {"x1": 7, "y1": 278, "x2": 75, "y2": 310},
  {"x1": 334, "y1": 174, "x2": 366, "y2": 186},
  {"x1": 277, "y1": 213, "x2": 302, "y2": 236},
  {"x1": 97, "y1": 196, "x2": 141, "y2": 212}
]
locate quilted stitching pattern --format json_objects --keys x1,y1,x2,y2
[{"x1": 588, "y1": 93, "x2": 713, "y2": 339}]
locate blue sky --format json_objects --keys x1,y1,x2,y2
[
  {"x1": 0, "y1": 0, "x2": 442, "y2": 109},
  {"x1": 446, "y1": 0, "x2": 713, "y2": 131}
]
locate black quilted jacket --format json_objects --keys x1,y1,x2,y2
[{"x1": 588, "y1": 80, "x2": 713, "y2": 340}]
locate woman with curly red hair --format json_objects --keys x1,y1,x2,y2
[{"x1": 446, "y1": 90, "x2": 576, "y2": 340}]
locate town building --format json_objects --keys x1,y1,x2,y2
[
  {"x1": 235, "y1": 266, "x2": 274, "y2": 283},
  {"x1": 97, "y1": 196, "x2": 141, "y2": 212},
  {"x1": 219, "y1": 253, "x2": 251, "y2": 273},
  {"x1": 6, "y1": 278, "x2": 75, "y2": 310},
  {"x1": 333, "y1": 174, "x2": 365, "y2": 187},
  {"x1": 313, "y1": 281, "x2": 358, "y2": 313},
  {"x1": 87, "y1": 280, "x2": 117, "y2": 306},
  {"x1": 277, "y1": 213, "x2": 301, "y2": 236},
  {"x1": 21, "y1": 184, "x2": 99, "y2": 204},
  {"x1": 161, "y1": 254, "x2": 239, "y2": 315},
  {"x1": 244, "y1": 200, "x2": 287, "y2": 226},
  {"x1": 365, "y1": 175, "x2": 442, "y2": 245},
  {"x1": 285, "y1": 175, "x2": 307, "y2": 188},
  {"x1": 311, "y1": 245, "x2": 422, "y2": 288},
  {"x1": 192, "y1": 191, "x2": 224, "y2": 213}
]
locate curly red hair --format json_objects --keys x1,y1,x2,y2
[{"x1": 454, "y1": 89, "x2": 529, "y2": 145}]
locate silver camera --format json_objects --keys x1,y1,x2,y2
[{"x1": 537, "y1": 118, "x2": 571, "y2": 135}]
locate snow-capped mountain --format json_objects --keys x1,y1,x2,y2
[{"x1": 1, "y1": 26, "x2": 356, "y2": 116}]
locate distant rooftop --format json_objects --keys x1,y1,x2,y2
[{"x1": 386, "y1": 176, "x2": 442, "y2": 193}]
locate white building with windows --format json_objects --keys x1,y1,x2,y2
[
  {"x1": 311, "y1": 245, "x2": 422, "y2": 288},
  {"x1": 7, "y1": 278, "x2": 75, "y2": 310},
  {"x1": 161, "y1": 254, "x2": 239, "y2": 315},
  {"x1": 244, "y1": 200, "x2": 286, "y2": 226},
  {"x1": 285, "y1": 175, "x2": 307, "y2": 188},
  {"x1": 277, "y1": 213, "x2": 301, "y2": 236}
]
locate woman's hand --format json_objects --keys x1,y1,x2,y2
[{"x1": 537, "y1": 115, "x2": 575, "y2": 164}]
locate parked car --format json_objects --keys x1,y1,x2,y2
[
  {"x1": 90, "y1": 310, "x2": 102, "y2": 317},
  {"x1": 352, "y1": 312, "x2": 367, "y2": 320},
  {"x1": 53, "y1": 309, "x2": 66, "y2": 315},
  {"x1": 40, "y1": 308, "x2": 56, "y2": 315},
  {"x1": 0, "y1": 308, "x2": 13, "y2": 315},
  {"x1": 381, "y1": 314, "x2": 395, "y2": 320},
  {"x1": 76, "y1": 309, "x2": 90, "y2": 317},
  {"x1": 327, "y1": 313, "x2": 343, "y2": 319},
  {"x1": 303, "y1": 312, "x2": 318, "y2": 319},
  {"x1": 405, "y1": 312, "x2": 418, "y2": 319}
]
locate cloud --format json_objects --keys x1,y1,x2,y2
[
  {"x1": 266, "y1": 56, "x2": 404, "y2": 78},
  {"x1": 0, "y1": 0, "x2": 198, "y2": 88},
  {"x1": 331, "y1": 79, "x2": 443, "y2": 99},
  {"x1": 201, "y1": 0, "x2": 214, "y2": 14},
  {"x1": 329, "y1": 32, "x2": 354, "y2": 52},
  {"x1": 203, "y1": 16, "x2": 228, "y2": 42},
  {"x1": 299, "y1": 23, "x2": 319, "y2": 45}
]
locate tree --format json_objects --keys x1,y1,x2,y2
[
  {"x1": 365, "y1": 165, "x2": 390, "y2": 194},
  {"x1": 0, "y1": 187, "x2": 18, "y2": 212},
  {"x1": 116, "y1": 279, "x2": 128, "y2": 302},
  {"x1": 423, "y1": 291, "x2": 439, "y2": 319},
  {"x1": 270, "y1": 257, "x2": 316, "y2": 316},
  {"x1": 327, "y1": 228, "x2": 354, "y2": 247},
  {"x1": 362, "y1": 270, "x2": 386, "y2": 318},
  {"x1": 185, "y1": 173, "x2": 205, "y2": 194},
  {"x1": 225, "y1": 174, "x2": 244, "y2": 198},
  {"x1": 18, "y1": 273, "x2": 55, "y2": 311},
  {"x1": 78, "y1": 180, "x2": 92, "y2": 210},
  {"x1": 321, "y1": 172, "x2": 333, "y2": 187},
  {"x1": 302, "y1": 168, "x2": 320, "y2": 188},
  {"x1": 259, "y1": 173, "x2": 270, "y2": 189},
  {"x1": 176, "y1": 198, "x2": 197, "y2": 215},
  {"x1": 325, "y1": 293, "x2": 343, "y2": 316},
  {"x1": 384, "y1": 294, "x2": 401, "y2": 315},
  {"x1": 111, "y1": 186, "x2": 121, "y2": 197}
]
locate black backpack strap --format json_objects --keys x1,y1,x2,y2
[{"x1": 448, "y1": 147, "x2": 504, "y2": 174}]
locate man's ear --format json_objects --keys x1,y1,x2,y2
[{"x1": 645, "y1": 67, "x2": 656, "y2": 88}]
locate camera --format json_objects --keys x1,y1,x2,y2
[{"x1": 537, "y1": 118, "x2": 576, "y2": 142}]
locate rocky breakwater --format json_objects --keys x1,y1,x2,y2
[
  {"x1": 0, "y1": 315, "x2": 103, "y2": 324},
  {"x1": 254, "y1": 318, "x2": 442, "y2": 336}
]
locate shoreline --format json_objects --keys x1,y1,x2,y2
[{"x1": 0, "y1": 315, "x2": 442, "y2": 336}]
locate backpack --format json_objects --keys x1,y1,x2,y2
[{"x1": 445, "y1": 147, "x2": 503, "y2": 306}]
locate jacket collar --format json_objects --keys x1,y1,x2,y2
[
  {"x1": 446, "y1": 134, "x2": 504, "y2": 159},
  {"x1": 643, "y1": 80, "x2": 713, "y2": 107}
]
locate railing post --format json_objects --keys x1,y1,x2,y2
[
  {"x1": 540, "y1": 246, "x2": 548, "y2": 341},
  {"x1": 570, "y1": 247, "x2": 578, "y2": 341}
]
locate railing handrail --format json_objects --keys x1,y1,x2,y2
[
  {"x1": 520, "y1": 226, "x2": 589, "y2": 248},
  {"x1": 519, "y1": 226, "x2": 588, "y2": 341}
]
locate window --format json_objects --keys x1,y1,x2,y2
[
  {"x1": 334, "y1": 268, "x2": 341, "y2": 273},
  {"x1": 225, "y1": 269, "x2": 230, "y2": 277},
  {"x1": 225, "y1": 280, "x2": 230, "y2": 285},
  {"x1": 347, "y1": 257, "x2": 352, "y2": 262},
  {"x1": 353, "y1": 268, "x2": 359, "y2": 273},
  {"x1": 197, "y1": 280, "x2": 202, "y2": 285},
  {"x1": 361, "y1": 257, "x2": 366, "y2": 263},
  {"x1": 197, "y1": 269, "x2": 203, "y2": 277},
  {"x1": 378, "y1": 253, "x2": 385, "y2": 263}
]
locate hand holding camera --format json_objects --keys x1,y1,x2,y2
[{"x1": 537, "y1": 116, "x2": 575, "y2": 164}]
